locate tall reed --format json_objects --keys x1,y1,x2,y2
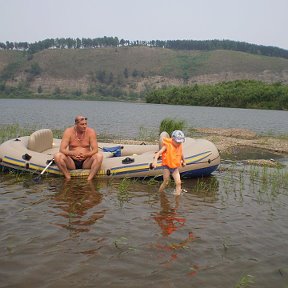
[
  {"x1": 159, "y1": 118, "x2": 186, "y2": 136},
  {"x1": 0, "y1": 124, "x2": 34, "y2": 144},
  {"x1": 0, "y1": 124, "x2": 64, "y2": 144}
]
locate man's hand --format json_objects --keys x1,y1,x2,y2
[{"x1": 76, "y1": 152, "x2": 87, "y2": 161}]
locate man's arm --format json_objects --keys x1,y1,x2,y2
[
  {"x1": 86, "y1": 128, "x2": 99, "y2": 157},
  {"x1": 59, "y1": 128, "x2": 74, "y2": 157}
]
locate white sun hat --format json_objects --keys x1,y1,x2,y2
[{"x1": 171, "y1": 130, "x2": 185, "y2": 143}]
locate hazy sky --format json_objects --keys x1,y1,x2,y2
[{"x1": 1, "y1": 0, "x2": 287, "y2": 49}]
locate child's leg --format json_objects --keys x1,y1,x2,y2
[
  {"x1": 159, "y1": 168, "x2": 170, "y2": 192},
  {"x1": 172, "y1": 169, "x2": 182, "y2": 195}
]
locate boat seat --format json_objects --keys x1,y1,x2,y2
[{"x1": 28, "y1": 129, "x2": 53, "y2": 153}]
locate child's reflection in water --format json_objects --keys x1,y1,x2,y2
[{"x1": 152, "y1": 192, "x2": 197, "y2": 273}]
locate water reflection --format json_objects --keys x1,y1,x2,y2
[
  {"x1": 153, "y1": 193, "x2": 196, "y2": 244},
  {"x1": 153, "y1": 193, "x2": 185, "y2": 236},
  {"x1": 51, "y1": 179, "x2": 106, "y2": 235},
  {"x1": 151, "y1": 192, "x2": 197, "y2": 273}
]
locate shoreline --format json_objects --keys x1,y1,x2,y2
[
  {"x1": 113, "y1": 128, "x2": 288, "y2": 155},
  {"x1": 112, "y1": 128, "x2": 288, "y2": 168},
  {"x1": 196, "y1": 128, "x2": 288, "y2": 167},
  {"x1": 195, "y1": 128, "x2": 288, "y2": 154}
]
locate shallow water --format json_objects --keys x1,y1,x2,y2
[
  {"x1": 221, "y1": 146, "x2": 287, "y2": 161},
  {"x1": 1, "y1": 164, "x2": 288, "y2": 288}
]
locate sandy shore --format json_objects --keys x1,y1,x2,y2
[
  {"x1": 195, "y1": 128, "x2": 288, "y2": 154},
  {"x1": 195, "y1": 128, "x2": 288, "y2": 167}
]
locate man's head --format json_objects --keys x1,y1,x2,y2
[
  {"x1": 74, "y1": 115, "x2": 88, "y2": 130},
  {"x1": 75, "y1": 115, "x2": 87, "y2": 124}
]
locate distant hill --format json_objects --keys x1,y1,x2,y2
[{"x1": 1, "y1": 45, "x2": 288, "y2": 101}]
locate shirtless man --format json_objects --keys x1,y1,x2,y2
[{"x1": 54, "y1": 115, "x2": 103, "y2": 181}]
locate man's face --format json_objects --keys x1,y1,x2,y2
[{"x1": 76, "y1": 117, "x2": 87, "y2": 131}]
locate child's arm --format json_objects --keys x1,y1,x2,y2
[
  {"x1": 152, "y1": 146, "x2": 166, "y2": 168},
  {"x1": 181, "y1": 152, "x2": 186, "y2": 167}
]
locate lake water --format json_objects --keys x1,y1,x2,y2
[
  {"x1": 1, "y1": 166, "x2": 288, "y2": 288},
  {"x1": 1, "y1": 99, "x2": 288, "y2": 287},
  {"x1": 1, "y1": 99, "x2": 288, "y2": 137}
]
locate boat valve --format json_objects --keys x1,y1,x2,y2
[
  {"x1": 122, "y1": 157, "x2": 134, "y2": 164},
  {"x1": 22, "y1": 153, "x2": 32, "y2": 161}
]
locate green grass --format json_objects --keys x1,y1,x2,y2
[
  {"x1": 0, "y1": 124, "x2": 34, "y2": 143},
  {"x1": 138, "y1": 126, "x2": 158, "y2": 142},
  {"x1": 33, "y1": 47, "x2": 174, "y2": 79},
  {"x1": 0, "y1": 124, "x2": 64, "y2": 144},
  {"x1": 234, "y1": 274, "x2": 254, "y2": 288},
  {"x1": 260, "y1": 131, "x2": 288, "y2": 140}
]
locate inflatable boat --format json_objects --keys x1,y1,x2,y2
[{"x1": 0, "y1": 129, "x2": 220, "y2": 179}]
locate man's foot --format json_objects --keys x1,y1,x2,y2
[{"x1": 64, "y1": 176, "x2": 71, "y2": 181}]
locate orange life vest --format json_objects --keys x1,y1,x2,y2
[{"x1": 162, "y1": 138, "x2": 183, "y2": 168}]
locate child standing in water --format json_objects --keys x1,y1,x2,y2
[{"x1": 152, "y1": 130, "x2": 186, "y2": 195}]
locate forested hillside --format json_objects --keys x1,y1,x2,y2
[
  {"x1": 1, "y1": 37, "x2": 288, "y2": 109},
  {"x1": 2, "y1": 37, "x2": 288, "y2": 59}
]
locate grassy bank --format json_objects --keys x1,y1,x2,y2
[{"x1": 0, "y1": 124, "x2": 64, "y2": 144}]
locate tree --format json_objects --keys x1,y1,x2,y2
[
  {"x1": 76, "y1": 38, "x2": 82, "y2": 49},
  {"x1": 29, "y1": 63, "x2": 42, "y2": 76},
  {"x1": 108, "y1": 72, "x2": 114, "y2": 84},
  {"x1": 132, "y1": 69, "x2": 139, "y2": 77},
  {"x1": 6, "y1": 41, "x2": 14, "y2": 50},
  {"x1": 123, "y1": 68, "x2": 129, "y2": 78},
  {"x1": 96, "y1": 70, "x2": 106, "y2": 83}
]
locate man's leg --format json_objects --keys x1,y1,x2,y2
[
  {"x1": 84, "y1": 153, "x2": 104, "y2": 181},
  {"x1": 54, "y1": 152, "x2": 75, "y2": 180}
]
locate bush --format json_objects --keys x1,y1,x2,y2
[{"x1": 159, "y1": 118, "x2": 186, "y2": 136}]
